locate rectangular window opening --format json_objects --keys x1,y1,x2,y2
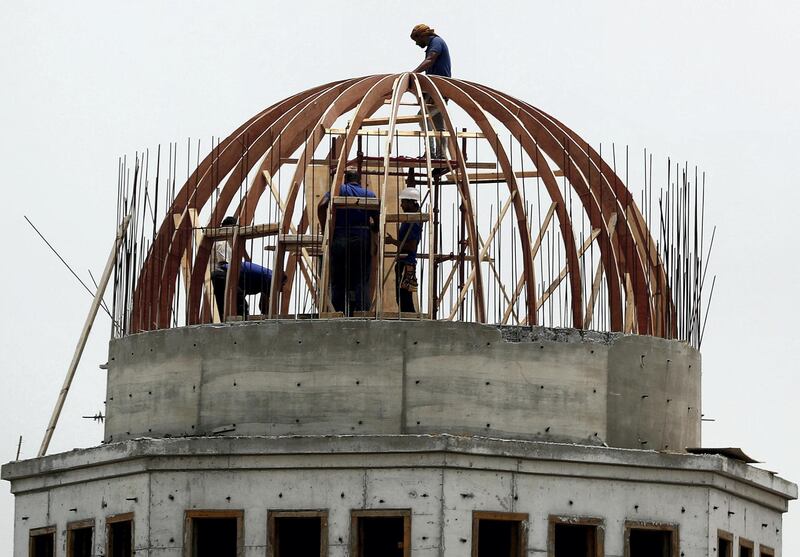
[
  {"x1": 29, "y1": 527, "x2": 55, "y2": 557},
  {"x1": 107, "y1": 517, "x2": 133, "y2": 557},
  {"x1": 473, "y1": 512, "x2": 528, "y2": 557},
  {"x1": 759, "y1": 545, "x2": 775, "y2": 557},
  {"x1": 626, "y1": 522, "x2": 677, "y2": 557},
  {"x1": 186, "y1": 511, "x2": 243, "y2": 557},
  {"x1": 269, "y1": 511, "x2": 327, "y2": 557},
  {"x1": 718, "y1": 530, "x2": 733, "y2": 557},
  {"x1": 739, "y1": 538, "x2": 754, "y2": 557},
  {"x1": 549, "y1": 516, "x2": 602, "y2": 557},
  {"x1": 67, "y1": 522, "x2": 94, "y2": 557},
  {"x1": 351, "y1": 510, "x2": 410, "y2": 557}
]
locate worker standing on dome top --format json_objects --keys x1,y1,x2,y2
[
  {"x1": 385, "y1": 174, "x2": 424, "y2": 313},
  {"x1": 410, "y1": 24, "x2": 451, "y2": 78},
  {"x1": 318, "y1": 169, "x2": 379, "y2": 316},
  {"x1": 410, "y1": 24, "x2": 450, "y2": 160}
]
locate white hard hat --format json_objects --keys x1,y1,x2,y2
[{"x1": 399, "y1": 187, "x2": 421, "y2": 203}]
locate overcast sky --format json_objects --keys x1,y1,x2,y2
[{"x1": 1, "y1": 0, "x2": 798, "y2": 553}]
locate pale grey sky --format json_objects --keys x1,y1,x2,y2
[{"x1": 1, "y1": 0, "x2": 798, "y2": 553}]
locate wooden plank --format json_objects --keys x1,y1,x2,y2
[
  {"x1": 441, "y1": 169, "x2": 564, "y2": 184},
  {"x1": 385, "y1": 212, "x2": 430, "y2": 223},
  {"x1": 279, "y1": 234, "x2": 323, "y2": 246},
  {"x1": 203, "y1": 222, "x2": 280, "y2": 240},
  {"x1": 319, "y1": 311, "x2": 345, "y2": 319},
  {"x1": 38, "y1": 213, "x2": 132, "y2": 457},
  {"x1": 331, "y1": 195, "x2": 381, "y2": 209},
  {"x1": 279, "y1": 157, "x2": 333, "y2": 166},
  {"x1": 361, "y1": 114, "x2": 422, "y2": 126},
  {"x1": 359, "y1": 158, "x2": 496, "y2": 170},
  {"x1": 327, "y1": 127, "x2": 485, "y2": 139}
]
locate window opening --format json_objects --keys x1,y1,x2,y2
[
  {"x1": 625, "y1": 522, "x2": 677, "y2": 557},
  {"x1": 107, "y1": 516, "x2": 133, "y2": 557},
  {"x1": 549, "y1": 516, "x2": 603, "y2": 557},
  {"x1": 268, "y1": 511, "x2": 327, "y2": 557},
  {"x1": 29, "y1": 527, "x2": 55, "y2": 557},
  {"x1": 718, "y1": 530, "x2": 733, "y2": 557},
  {"x1": 185, "y1": 511, "x2": 243, "y2": 557},
  {"x1": 759, "y1": 545, "x2": 775, "y2": 557},
  {"x1": 473, "y1": 512, "x2": 527, "y2": 557},
  {"x1": 351, "y1": 510, "x2": 410, "y2": 557},
  {"x1": 67, "y1": 521, "x2": 94, "y2": 557},
  {"x1": 739, "y1": 538, "x2": 754, "y2": 557}
]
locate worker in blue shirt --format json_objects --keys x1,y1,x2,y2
[
  {"x1": 411, "y1": 24, "x2": 451, "y2": 159},
  {"x1": 318, "y1": 169, "x2": 379, "y2": 316},
  {"x1": 385, "y1": 185, "x2": 424, "y2": 313}
]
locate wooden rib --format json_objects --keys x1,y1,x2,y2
[
  {"x1": 478, "y1": 82, "x2": 653, "y2": 332},
  {"x1": 142, "y1": 80, "x2": 351, "y2": 330},
  {"x1": 584, "y1": 213, "x2": 618, "y2": 329},
  {"x1": 180, "y1": 80, "x2": 359, "y2": 327},
  {"x1": 376, "y1": 74, "x2": 412, "y2": 317},
  {"x1": 409, "y1": 74, "x2": 437, "y2": 320},
  {"x1": 435, "y1": 78, "x2": 585, "y2": 326}
]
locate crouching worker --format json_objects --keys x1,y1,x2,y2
[
  {"x1": 211, "y1": 216, "x2": 274, "y2": 318},
  {"x1": 385, "y1": 186, "x2": 424, "y2": 313}
]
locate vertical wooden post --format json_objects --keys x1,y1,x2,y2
[{"x1": 38, "y1": 213, "x2": 132, "y2": 457}]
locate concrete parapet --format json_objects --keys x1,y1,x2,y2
[{"x1": 104, "y1": 321, "x2": 701, "y2": 450}]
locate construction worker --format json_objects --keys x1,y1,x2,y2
[
  {"x1": 385, "y1": 185, "x2": 424, "y2": 313},
  {"x1": 211, "y1": 216, "x2": 274, "y2": 317},
  {"x1": 410, "y1": 24, "x2": 451, "y2": 159},
  {"x1": 318, "y1": 169, "x2": 378, "y2": 316}
]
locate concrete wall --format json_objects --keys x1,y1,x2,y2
[
  {"x1": 105, "y1": 321, "x2": 701, "y2": 450},
  {"x1": 2, "y1": 436, "x2": 794, "y2": 557}
]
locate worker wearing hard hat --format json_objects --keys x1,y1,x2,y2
[
  {"x1": 410, "y1": 24, "x2": 451, "y2": 160},
  {"x1": 385, "y1": 185, "x2": 424, "y2": 313}
]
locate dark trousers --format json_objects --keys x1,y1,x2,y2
[
  {"x1": 212, "y1": 262, "x2": 272, "y2": 317},
  {"x1": 331, "y1": 234, "x2": 371, "y2": 316},
  {"x1": 395, "y1": 262, "x2": 416, "y2": 313}
]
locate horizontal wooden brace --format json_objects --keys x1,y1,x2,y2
[
  {"x1": 385, "y1": 213, "x2": 430, "y2": 223},
  {"x1": 440, "y1": 170, "x2": 565, "y2": 184},
  {"x1": 326, "y1": 128, "x2": 485, "y2": 139},
  {"x1": 331, "y1": 196, "x2": 381, "y2": 209},
  {"x1": 203, "y1": 222, "x2": 280, "y2": 240},
  {"x1": 360, "y1": 115, "x2": 423, "y2": 126}
]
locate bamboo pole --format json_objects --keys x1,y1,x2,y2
[{"x1": 38, "y1": 213, "x2": 132, "y2": 457}]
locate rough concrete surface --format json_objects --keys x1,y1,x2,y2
[
  {"x1": 2, "y1": 434, "x2": 795, "y2": 556},
  {"x1": 104, "y1": 321, "x2": 701, "y2": 451}
]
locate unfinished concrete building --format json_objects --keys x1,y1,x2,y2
[{"x1": 3, "y1": 73, "x2": 796, "y2": 556}]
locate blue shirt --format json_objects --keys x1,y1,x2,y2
[
  {"x1": 397, "y1": 222, "x2": 423, "y2": 265},
  {"x1": 323, "y1": 182, "x2": 377, "y2": 240},
  {"x1": 425, "y1": 36, "x2": 451, "y2": 77}
]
